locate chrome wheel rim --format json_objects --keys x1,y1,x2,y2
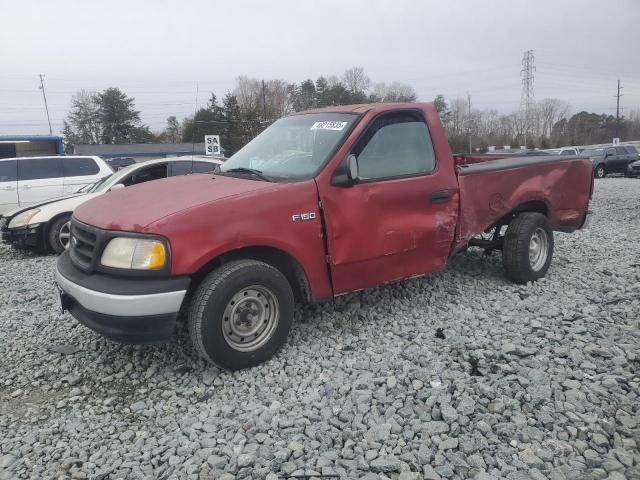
[
  {"x1": 59, "y1": 221, "x2": 71, "y2": 250},
  {"x1": 596, "y1": 166, "x2": 604, "y2": 178},
  {"x1": 221, "y1": 285, "x2": 279, "y2": 352},
  {"x1": 528, "y1": 227, "x2": 549, "y2": 272}
]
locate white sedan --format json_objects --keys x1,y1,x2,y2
[{"x1": 0, "y1": 157, "x2": 223, "y2": 253}]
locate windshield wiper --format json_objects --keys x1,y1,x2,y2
[{"x1": 223, "y1": 167, "x2": 272, "y2": 182}]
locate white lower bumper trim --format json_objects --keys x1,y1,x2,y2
[{"x1": 55, "y1": 268, "x2": 186, "y2": 317}]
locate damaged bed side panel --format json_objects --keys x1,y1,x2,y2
[{"x1": 454, "y1": 156, "x2": 593, "y2": 252}]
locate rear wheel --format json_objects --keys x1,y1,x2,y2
[
  {"x1": 47, "y1": 215, "x2": 72, "y2": 254},
  {"x1": 502, "y1": 212, "x2": 554, "y2": 284},
  {"x1": 188, "y1": 260, "x2": 294, "y2": 370},
  {"x1": 594, "y1": 164, "x2": 606, "y2": 178}
]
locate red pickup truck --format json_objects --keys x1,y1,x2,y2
[{"x1": 55, "y1": 103, "x2": 593, "y2": 369}]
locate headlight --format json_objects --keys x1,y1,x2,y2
[
  {"x1": 8, "y1": 209, "x2": 41, "y2": 228},
  {"x1": 100, "y1": 237, "x2": 167, "y2": 270}
]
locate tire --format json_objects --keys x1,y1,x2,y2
[
  {"x1": 594, "y1": 164, "x2": 606, "y2": 178},
  {"x1": 188, "y1": 259, "x2": 294, "y2": 370},
  {"x1": 502, "y1": 212, "x2": 554, "y2": 284},
  {"x1": 47, "y1": 215, "x2": 72, "y2": 254}
]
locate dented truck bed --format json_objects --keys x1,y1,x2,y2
[{"x1": 454, "y1": 154, "x2": 594, "y2": 252}]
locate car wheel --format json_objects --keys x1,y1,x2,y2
[
  {"x1": 47, "y1": 215, "x2": 72, "y2": 254},
  {"x1": 594, "y1": 164, "x2": 606, "y2": 178},
  {"x1": 502, "y1": 212, "x2": 554, "y2": 284},
  {"x1": 188, "y1": 259, "x2": 294, "y2": 370}
]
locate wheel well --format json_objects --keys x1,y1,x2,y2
[
  {"x1": 498, "y1": 200, "x2": 548, "y2": 225},
  {"x1": 44, "y1": 212, "x2": 72, "y2": 244},
  {"x1": 190, "y1": 246, "x2": 312, "y2": 303}
]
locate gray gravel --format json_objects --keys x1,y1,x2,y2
[{"x1": 1, "y1": 178, "x2": 639, "y2": 480}]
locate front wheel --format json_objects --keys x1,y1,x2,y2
[
  {"x1": 502, "y1": 212, "x2": 554, "y2": 284},
  {"x1": 594, "y1": 164, "x2": 606, "y2": 178},
  {"x1": 47, "y1": 215, "x2": 72, "y2": 254},
  {"x1": 188, "y1": 260, "x2": 294, "y2": 370}
]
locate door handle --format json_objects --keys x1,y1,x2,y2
[
  {"x1": 21, "y1": 185, "x2": 31, "y2": 190},
  {"x1": 431, "y1": 189, "x2": 454, "y2": 204}
]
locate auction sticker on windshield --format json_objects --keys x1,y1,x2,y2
[{"x1": 310, "y1": 121, "x2": 348, "y2": 131}]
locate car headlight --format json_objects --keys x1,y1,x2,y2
[
  {"x1": 100, "y1": 237, "x2": 167, "y2": 270},
  {"x1": 8, "y1": 209, "x2": 41, "y2": 228}
]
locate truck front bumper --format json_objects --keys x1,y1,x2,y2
[{"x1": 55, "y1": 252, "x2": 190, "y2": 344}]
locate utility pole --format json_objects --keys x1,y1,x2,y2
[
  {"x1": 520, "y1": 50, "x2": 535, "y2": 147},
  {"x1": 467, "y1": 92, "x2": 472, "y2": 154},
  {"x1": 261, "y1": 79, "x2": 267, "y2": 120},
  {"x1": 38, "y1": 74, "x2": 52, "y2": 135},
  {"x1": 614, "y1": 79, "x2": 623, "y2": 140}
]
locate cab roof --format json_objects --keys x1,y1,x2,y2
[{"x1": 293, "y1": 102, "x2": 433, "y2": 115}]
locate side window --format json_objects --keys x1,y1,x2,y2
[
  {"x1": 0, "y1": 160, "x2": 17, "y2": 182},
  {"x1": 18, "y1": 158, "x2": 63, "y2": 181},
  {"x1": 615, "y1": 147, "x2": 628, "y2": 156},
  {"x1": 606, "y1": 148, "x2": 616, "y2": 157},
  {"x1": 62, "y1": 157, "x2": 99, "y2": 177},
  {"x1": 351, "y1": 113, "x2": 436, "y2": 180},
  {"x1": 192, "y1": 161, "x2": 216, "y2": 173},
  {"x1": 123, "y1": 164, "x2": 168, "y2": 186},
  {"x1": 560, "y1": 150, "x2": 575, "y2": 155},
  {"x1": 169, "y1": 161, "x2": 192, "y2": 176}
]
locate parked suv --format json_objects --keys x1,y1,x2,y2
[
  {"x1": 582, "y1": 146, "x2": 640, "y2": 178},
  {"x1": 0, "y1": 155, "x2": 112, "y2": 214},
  {"x1": 626, "y1": 146, "x2": 640, "y2": 178}
]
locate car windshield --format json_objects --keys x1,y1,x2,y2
[
  {"x1": 87, "y1": 174, "x2": 115, "y2": 193},
  {"x1": 219, "y1": 113, "x2": 358, "y2": 180},
  {"x1": 581, "y1": 148, "x2": 604, "y2": 157}
]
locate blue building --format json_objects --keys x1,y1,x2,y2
[{"x1": 0, "y1": 135, "x2": 65, "y2": 159}]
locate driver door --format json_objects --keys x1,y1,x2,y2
[{"x1": 317, "y1": 110, "x2": 459, "y2": 294}]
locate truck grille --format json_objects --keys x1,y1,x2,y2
[{"x1": 69, "y1": 219, "x2": 104, "y2": 272}]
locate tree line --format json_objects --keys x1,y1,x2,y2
[
  {"x1": 62, "y1": 67, "x2": 640, "y2": 155},
  {"x1": 436, "y1": 95, "x2": 640, "y2": 153}
]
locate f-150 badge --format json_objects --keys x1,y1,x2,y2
[{"x1": 292, "y1": 212, "x2": 317, "y2": 222}]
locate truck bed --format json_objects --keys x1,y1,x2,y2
[{"x1": 453, "y1": 154, "x2": 593, "y2": 251}]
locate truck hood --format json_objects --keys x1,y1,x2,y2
[{"x1": 74, "y1": 174, "x2": 276, "y2": 232}]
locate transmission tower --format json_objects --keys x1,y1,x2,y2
[{"x1": 520, "y1": 50, "x2": 535, "y2": 145}]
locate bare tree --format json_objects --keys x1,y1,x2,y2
[
  {"x1": 536, "y1": 98, "x2": 570, "y2": 138},
  {"x1": 447, "y1": 97, "x2": 468, "y2": 137},
  {"x1": 342, "y1": 67, "x2": 370, "y2": 94},
  {"x1": 234, "y1": 76, "x2": 292, "y2": 119},
  {"x1": 372, "y1": 82, "x2": 417, "y2": 102},
  {"x1": 62, "y1": 90, "x2": 101, "y2": 145},
  {"x1": 234, "y1": 75, "x2": 262, "y2": 114}
]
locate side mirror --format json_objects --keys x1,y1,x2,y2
[
  {"x1": 331, "y1": 154, "x2": 359, "y2": 187},
  {"x1": 109, "y1": 183, "x2": 125, "y2": 192},
  {"x1": 605, "y1": 152, "x2": 614, "y2": 158},
  {"x1": 347, "y1": 154, "x2": 359, "y2": 182}
]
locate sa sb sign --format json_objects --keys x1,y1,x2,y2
[{"x1": 205, "y1": 135, "x2": 221, "y2": 156}]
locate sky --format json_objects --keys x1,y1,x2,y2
[{"x1": 1, "y1": 0, "x2": 639, "y2": 136}]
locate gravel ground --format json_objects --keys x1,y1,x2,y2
[{"x1": 1, "y1": 178, "x2": 639, "y2": 480}]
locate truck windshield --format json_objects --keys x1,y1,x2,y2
[{"x1": 220, "y1": 113, "x2": 358, "y2": 180}]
